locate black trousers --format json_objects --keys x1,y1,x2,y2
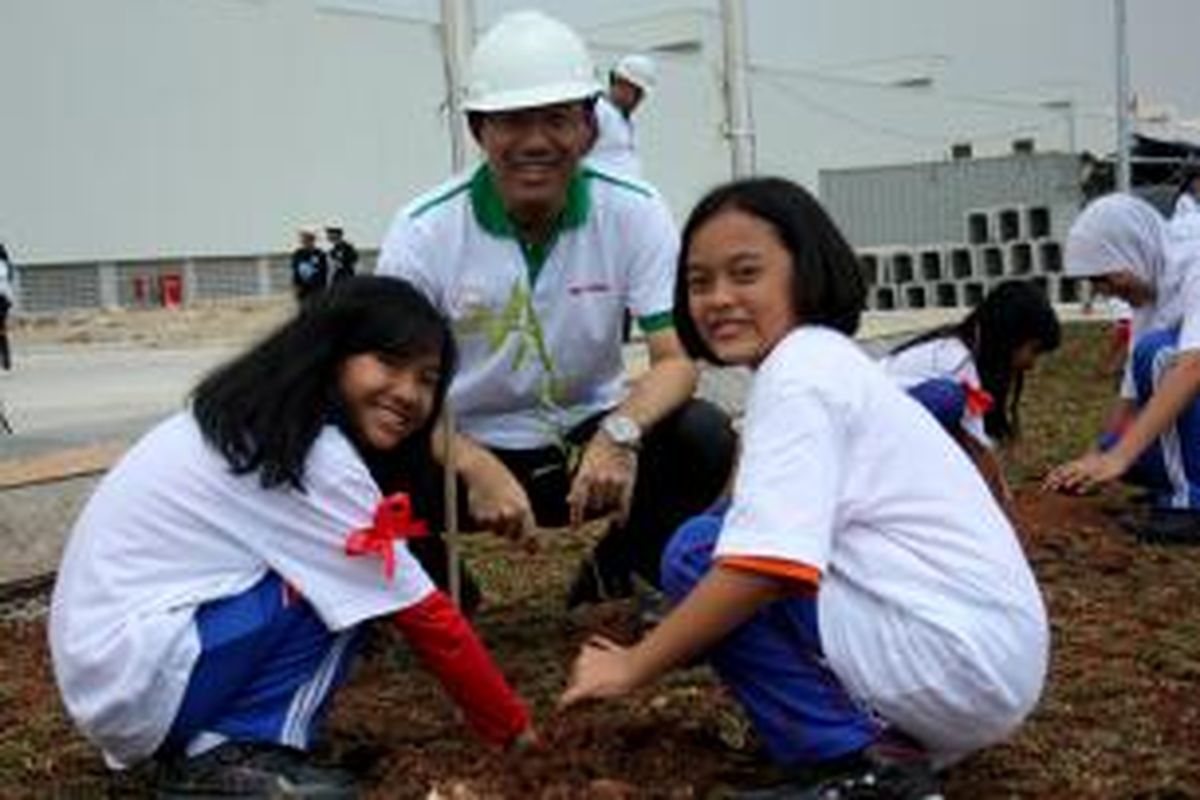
[{"x1": 407, "y1": 398, "x2": 737, "y2": 603}]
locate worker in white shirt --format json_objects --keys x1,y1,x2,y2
[{"x1": 587, "y1": 53, "x2": 657, "y2": 180}]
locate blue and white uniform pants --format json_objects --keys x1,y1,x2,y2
[
  {"x1": 159, "y1": 572, "x2": 363, "y2": 758},
  {"x1": 660, "y1": 507, "x2": 880, "y2": 766},
  {"x1": 1105, "y1": 327, "x2": 1200, "y2": 509},
  {"x1": 905, "y1": 379, "x2": 967, "y2": 434}
]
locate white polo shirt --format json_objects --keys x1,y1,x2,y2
[
  {"x1": 378, "y1": 165, "x2": 678, "y2": 448},
  {"x1": 881, "y1": 336, "x2": 992, "y2": 447},
  {"x1": 718, "y1": 327, "x2": 1048, "y2": 763},
  {"x1": 587, "y1": 94, "x2": 642, "y2": 178},
  {"x1": 49, "y1": 412, "x2": 433, "y2": 768}
]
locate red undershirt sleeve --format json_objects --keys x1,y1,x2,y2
[{"x1": 392, "y1": 590, "x2": 530, "y2": 747}]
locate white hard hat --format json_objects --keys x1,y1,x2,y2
[
  {"x1": 613, "y1": 54, "x2": 657, "y2": 94},
  {"x1": 464, "y1": 10, "x2": 601, "y2": 113}
]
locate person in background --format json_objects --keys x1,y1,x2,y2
[
  {"x1": 561, "y1": 177, "x2": 1048, "y2": 799},
  {"x1": 586, "y1": 53, "x2": 657, "y2": 180},
  {"x1": 50, "y1": 277, "x2": 534, "y2": 799},
  {"x1": 326, "y1": 225, "x2": 360, "y2": 284},
  {"x1": 0, "y1": 243, "x2": 13, "y2": 371},
  {"x1": 1169, "y1": 169, "x2": 1200, "y2": 244},
  {"x1": 884, "y1": 280, "x2": 1061, "y2": 505},
  {"x1": 588, "y1": 53, "x2": 657, "y2": 341},
  {"x1": 1045, "y1": 192, "x2": 1200, "y2": 544},
  {"x1": 290, "y1": 227, "x2": 328, "y2": 303},
  {"x1": 376, "y1": 11, "x2": 735, "y2": 612}
]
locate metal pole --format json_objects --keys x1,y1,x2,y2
[
  {"x1": 438, "y1": 0, "x2": 474, "y2": 606},
  {"x1": 441, "y1": 0, "x2": 474, "y2": 173},
  {"x1": 1114, "y1": 0, "x2": 1132, "y2": 192},
  {"x1": 720, "y1": 0, "x2": 755, "y2": 178}
]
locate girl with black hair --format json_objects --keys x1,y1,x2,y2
[
  {"x1": 561, "y1": 178, "x2": 1047, "y2": 799},
  {"x1": 884, "y1": 280, "x2": 1061, "y2": 502},
  {"x1": 50, "y1": 276, "x2": 533, "y2": 799}
]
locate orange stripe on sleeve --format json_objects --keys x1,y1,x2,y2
[{"x1": 717, "y1": 556, "x2": 821, "y2": 593}]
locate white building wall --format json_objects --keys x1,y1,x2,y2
[
  {"x1": 0, "y1": 2, "x2": 729, "y2": 267},
  {"x1": 1, "y1": 1, "x2": 451, "y2": 264}
]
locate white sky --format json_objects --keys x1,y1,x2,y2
[{"x1": 468, "y1": 0, "x2": 1200, "y2": 158}]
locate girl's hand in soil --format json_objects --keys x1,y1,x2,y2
[
  {"x1": 1043, "y1": 451, "x2": 1127, "y2": 495},
  {"x1": 559, "y1": 635, "x2": 641, "y2": 708}
]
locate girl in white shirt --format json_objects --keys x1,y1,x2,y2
[
  {"x1": 1045, "y1": 193, "x2": 1200, "y2": 543},
  {"x1": 50, "y1": 276, "x2": 533, "y2": 799},
  {"x1": 560, "y1": 177, "x2": 1048, "y2": 798},
  {"x1": 884, "y1": 280, "x2": 1061, "y2": 503}
]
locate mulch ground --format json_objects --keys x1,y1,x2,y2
[{"x1": 2, "y1": 324, "x2": 1199, "y2": 798}]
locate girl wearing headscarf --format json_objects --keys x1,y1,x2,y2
[{"x1": 1044, "y1": 193, "x2": 1200, "y2": 543}]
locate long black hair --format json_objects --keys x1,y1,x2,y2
[
  {"x1": 673, "y1": 177, "x2": 866, "y2": 364},
  {"x1": 192, "y1": 275, "x2": 457, "y2": 490},
  {"x1": 892, "y1": 279, "x2": 1060, "y2": 441}
]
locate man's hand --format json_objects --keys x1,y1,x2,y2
[
  {"x1": 1043, "y1": 450, "x2": 1129, "y2": 495},
  {"x1": 566, "y1": 433, "x2": 637, "y2": 529},
  {"x1": 462, "y1": 454, "x2": 538, "y2": 548},
  {"x1": 558, "y1": 635, "x2": 641, "y2": 708}
]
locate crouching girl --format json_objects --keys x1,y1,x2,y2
[
  {"x1": 50, "y1": 276, "x2": 532, "y2": 799},
  {"x1": 560, "y1": 178, "x2": 1048, "y2": 798},
  {"x1": 1044, "y1": 193, "x2": 1200, "y2": 544},
  {"x1": 884, "y1": 279, "x2": 1061, "y2": 505}
]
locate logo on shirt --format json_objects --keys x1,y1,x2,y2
[{"x1": 567, "y1": 281, "x2": 613, "y2": 296}]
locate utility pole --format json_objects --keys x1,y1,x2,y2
[
  {"x1": 441, "y1": 0, "x2": 475, "y2": 173},
  {"x1": 720, "y1": 0, "x2": 755, "y2": 178},
  {"x1": 438, "y1": 0, "x2": 474, "y2": 606},
  {"x1": 1114, "y1": 0, "x2": 1132, "y2": 192}
]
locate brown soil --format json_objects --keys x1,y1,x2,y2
[{"x1": 4, "y1": 487, "x2": 1198, "y2": 799}]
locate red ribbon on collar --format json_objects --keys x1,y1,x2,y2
[
  {"x1": 344, "y1": 493, "x2": 428, "y2": 581},
  {"x1": 962, "y1": 381, "x2": 994, "y2": 418}
]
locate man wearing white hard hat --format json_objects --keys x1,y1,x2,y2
[
  {"x1": 377, "y1": 11, "x2": 734, "y2": 610},
  {"x1": 587, "y1": 53, "x2": 657, "y2": 179}
]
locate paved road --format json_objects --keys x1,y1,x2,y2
[{"x1": 0, "y1": 342, "x2": 239, "y2": 460}]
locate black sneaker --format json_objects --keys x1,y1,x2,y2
[
  {"x1": 1128, "y1": 508, "x2": 1200, "y2": 546},
  {"x1": 723, "y1": 744, "x2": 943, "y2": 800},
  {"x1": 157, "y1": 741, "x2": 358, "y2": 799}
]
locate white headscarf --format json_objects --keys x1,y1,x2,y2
[{"x1": 1065, "y1": 193, "x2": 1185, "y2": 334}]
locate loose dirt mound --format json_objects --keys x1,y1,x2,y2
[{"x1": 12, "y1": 297, "x2": 293, "y2": 349}]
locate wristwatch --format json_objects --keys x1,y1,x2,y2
[{"x1": 600, "y1": 412, "x2": 642, "y2": 451}]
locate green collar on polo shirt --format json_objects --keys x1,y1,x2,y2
[{"x1": 470, "y1": 165, "x2": 591, "y2": 282}]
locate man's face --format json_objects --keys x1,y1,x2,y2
[
  {"x1": 475, "y1": 101, "x2": 595, "y2": 223},
  {"x1": 609, "y1": 78, "x2": 643, "y2": 114}
]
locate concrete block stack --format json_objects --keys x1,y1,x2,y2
[{"x1": 857, "y1": 205, "x2": 1079, "y2": 311}]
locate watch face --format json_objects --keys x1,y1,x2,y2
[{"x1": 604, "y1": 414, "x2": 640, "y2": 446}]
